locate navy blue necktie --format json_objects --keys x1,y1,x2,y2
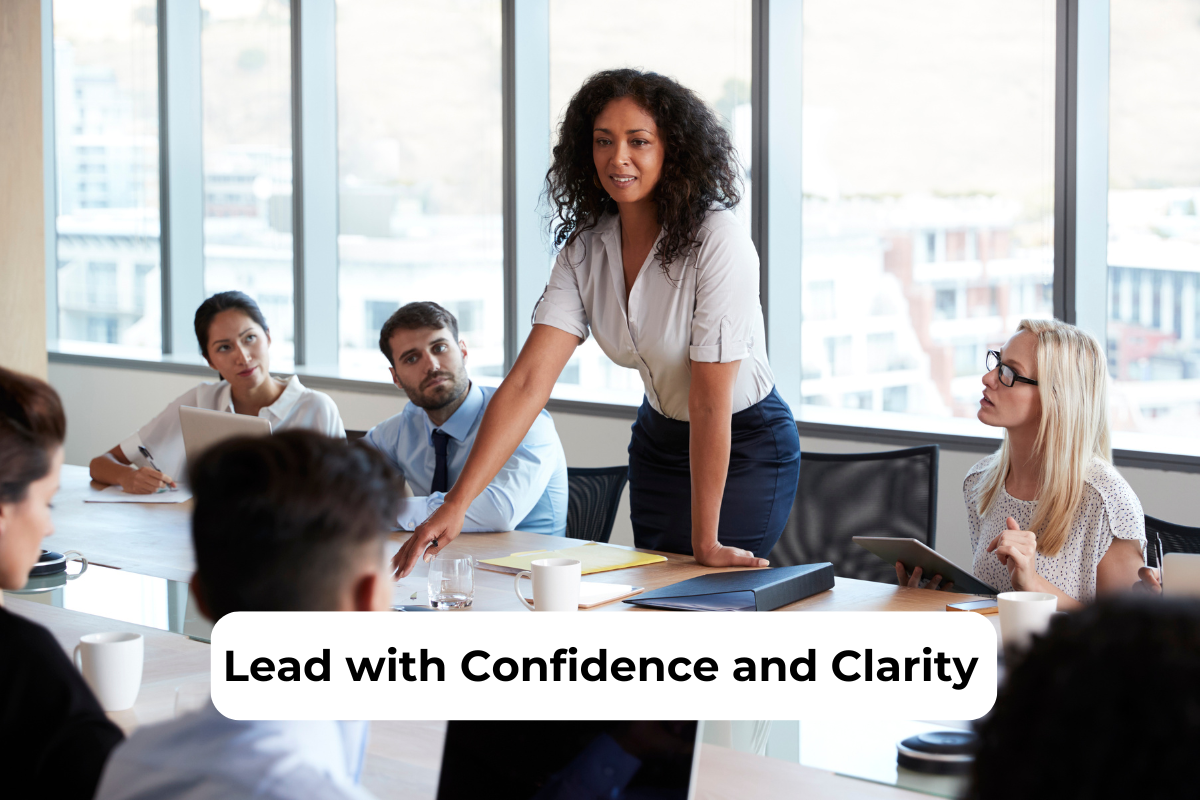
[{"x1": 431, "y1": 429, "x2": 451, "y2": 494}]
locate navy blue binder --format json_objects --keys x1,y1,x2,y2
[{"x1": 622, "y1": 563, "x2": 835, "y2": 611}]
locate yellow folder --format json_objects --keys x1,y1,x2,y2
[{"x1": 477, "y1": 542, "x2": 666, "y2": 575}]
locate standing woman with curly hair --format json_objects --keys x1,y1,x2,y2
[{"x1": 394, "y1": 69, "x2": 800, "y2": 575}]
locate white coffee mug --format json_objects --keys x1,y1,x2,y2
[
  {"x1": 514, "y1": 558, "x2": 581, "y2": 612},
  {"x1": 74, "y1": 632, "x2": 144, "y2": 711},
  {"x1": 997, "y1": 591, "x2": 1057, "y2": 655}
]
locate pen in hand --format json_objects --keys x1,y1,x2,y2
[{"x1": 137, "y1": 445, "x2": 177, "y2": 491}]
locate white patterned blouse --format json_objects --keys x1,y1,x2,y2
[{"x1": 964, "y1": 453, "x2": 1146, "y2": 603}]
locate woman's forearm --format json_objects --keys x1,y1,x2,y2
[
  {"x1": 1023, "y1": 573, "x2": 1083, "y2": 612},
  {"x1": 687, "y1": 360, "x2": 740, "y2": 554},
  {"x1": 442, "y1": 324, "x2": 578, "y2": 512},
  {"x1": 90, "y1": 450, "x2": 134, "y2": 487},
  {"x1": 689, "y1": 408, "x2": 731, "y2": 553}
]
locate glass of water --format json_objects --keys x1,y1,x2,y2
[{"x1": 427, "y1": 555, "x2": 474, "y2": 609}]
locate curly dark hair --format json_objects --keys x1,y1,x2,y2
[{"x1": 545, "y1": 69, "x2": 742, "y2": 274}]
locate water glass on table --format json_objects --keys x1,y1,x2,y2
[{"x1": 428, "y1": 555, "x2": 474, "y2": 609}]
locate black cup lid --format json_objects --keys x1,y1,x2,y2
[
  {"x1": 30, "y1": 550, "x2": 68, "y2": 577},
  {"x1": 900, "y1": 730, "x2": 980, "y2": 756}
]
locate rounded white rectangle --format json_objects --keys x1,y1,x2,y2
[{"x1": 211, "y1": 612, "x2": 997, "y2": 721}]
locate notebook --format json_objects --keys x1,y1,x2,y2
[
  {"x1": 477, "y1": 542, "x2": 667, "y2": 575},
  {"x1": 623, "y1": 563, "x2": 836, "y2": 611}
]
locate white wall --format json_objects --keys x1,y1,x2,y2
[{"x1": 49, "y1": 361, "x2": 1200, "y2": 566}]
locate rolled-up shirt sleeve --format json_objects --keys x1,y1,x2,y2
[
  {"x1": 688, "y1": 218, "x2": 761, "y2": 364},
  {"x1": 532, "y1": 245, "x2": 590, "y2": 342}
]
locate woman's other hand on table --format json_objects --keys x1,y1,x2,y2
[
  {"x1": 693, "y1": 542, "x2": 768, "y2": 568},
  {"x1": 392, "y1": 501, "x2": 467, "y2": 578}
]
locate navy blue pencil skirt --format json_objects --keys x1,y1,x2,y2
[{"x1": 627, "y1": 386, "x2": 801, "y2": 559}]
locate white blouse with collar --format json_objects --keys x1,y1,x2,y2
[
  {"x1": 118, "y1": 374, "x2": 345, "y2": 482},
  {"x1": 533, "y1": 207, "x2": 775, "y2": 421}
]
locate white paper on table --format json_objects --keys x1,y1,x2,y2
[{"x1": 85, "y1": 484, "x2": 193, "y2": 503}]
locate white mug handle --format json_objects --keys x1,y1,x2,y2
[
  {"x1": 62, "y1": 550, "x2": 88, "y2": 580},
  {"x1": 74, "y1": 643, "x2": 83, "y2": 671},
  {"x1": 513, "y1": 571, "x2": 535, "y2": 611}
]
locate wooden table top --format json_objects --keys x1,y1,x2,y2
[{"x1": 51, "y1": 465, "x2": 982, "y2": 613}]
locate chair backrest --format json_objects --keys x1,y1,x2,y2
[
  {"x1": 566, "y1": 466, "x2": 629, "y2": 543},
  {"x1": 769, "y1": 445, "x2": 940, "y2": 583},
  {"x1": 346, "y1": 429, "x2": 368, "y2": 441},
  {"x1": 1144, "y1": 514, "x2": 1200, "y2": 568}
]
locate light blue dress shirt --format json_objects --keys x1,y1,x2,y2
[
  {"x1": 95, "y1": 702, "x2": 375, "y2": 800},
  {"x1": 365, "y1": 382, "x2": 569, "y2": 536}
]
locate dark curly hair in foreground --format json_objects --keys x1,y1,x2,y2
[
  {"x1": 545, "y1": 68, "x2": 742, "y2": 274},
  {"x1": 969, "y1": 597, "x2": 1200, "y2": 800}
]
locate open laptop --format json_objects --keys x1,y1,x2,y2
[
  {"x1": 179, "y1": 405, "x2": 271, "y2": 466},
  {"x1": 1162, "y1": 553, "x2": 1200, "y2": 599},
  {"x1": 434, "y1": 721, "x2": 703, "y2": 799}
]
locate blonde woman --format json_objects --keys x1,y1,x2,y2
[{"x1": 898, "y1": 320, "x2": 1145, "y2": 610}]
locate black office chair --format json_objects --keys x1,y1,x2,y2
[
  {"x1": 346, "y1": 429, "x2": 368, "y2": 441},
  {"x1": 1144, "y1": 514, "x2": 1200, "y2": 568},
  {"x1": 769, "y1": 445, "x2": 940, "y2": 583},
  {"x1": 566, "y1": 466, "x2": 629, "y2": 543}
]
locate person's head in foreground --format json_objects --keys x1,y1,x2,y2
[
  {"x1": 97, "y1": 431, "x2": 402, "y2": 800},
  {"x1": 378, "y1": 300, "x2": 470, "y2": 416},
  {"x1": 546, "y1": 67, "x2": 742, "y2": 271},
  {"x1": 970, "y1": 598, "x2": 1200, "y2": 799},
  {"x1": 0, "y1": 366, "x2": 66, "y2": 589},
  {"x1": 190, "y1": 429, "x2": 402, "y2": 617}
]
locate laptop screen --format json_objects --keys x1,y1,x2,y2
[{"x1": 435, "y1": 721, "x2": 700, "y2": 800}]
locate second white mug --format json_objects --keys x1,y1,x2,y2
[
  {"x1": 74, "y1": 631, "x2": 144, "y2": 712},
  {"x1": 514, "y1": 558, "x2": 581, "y2": 611}
]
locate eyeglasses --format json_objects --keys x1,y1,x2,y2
[{"x1": 986, "y1": 350, "x2": 1038, "y2": 387}]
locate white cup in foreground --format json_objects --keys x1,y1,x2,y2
[
  {"x1": 514, "y1": 558, "x2": 581, "y2": 612},
  {"x1": 74, "y1": 632, "x2": 144, "y2": 712},
  {"x1": 997, "y1": 591, "x2": 1057, "y2": 656}
]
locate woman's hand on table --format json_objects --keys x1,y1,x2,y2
[
  {"x1": 392, "y1": 501, "x2": 467, "y2": 578},
  {"x1": 118, "y1": 467, "x2": 176, "y2": 494},
  {"x1": 1133, "y1": 566, "x2": 1163, "y2": 595},
  {"x1": 987, "y1": 517, "x2": 1040, "y2": 590},
  {"x1": 692, "y1": 541, "x2": 768, "y2": 568},
  {"x1": 894, "y1": 562, "x2": 953, "y2": 591}
]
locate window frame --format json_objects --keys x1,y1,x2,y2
[{"x1": 41, "y1": 0, "x2": 1200, "y2": 471}]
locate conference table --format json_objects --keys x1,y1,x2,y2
[{"x1": 5, "y1": 465, "x2": 990, "y2": 799}]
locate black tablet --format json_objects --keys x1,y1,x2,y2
[{"x1": 852, "y1": 536, "x2": 999, "y2": 596}]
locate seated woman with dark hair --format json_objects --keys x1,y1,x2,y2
[
  {"x1": 89, "y1": 291, "x2": 345, "y2": 492},
  {"x1": 0, "y1": 367, "x2": 124, "y2": 798}
]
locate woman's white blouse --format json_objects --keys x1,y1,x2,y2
[
  {"x1": 118, "y1": 375, "x2": 345, "y2": 482},
  {"x1": 964, "y1": 453, "x2": 1146, "y2": 603},
  {"x1": 533, "y1": 208, "x2": 775, "y2": 421}
]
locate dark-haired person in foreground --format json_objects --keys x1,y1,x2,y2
[
  {"x1": 89, "y1": 291, "x2": 344, "y2": 492},
  {"x1": 0, "y1": 367, "x2": 124, "y2": 798},
  {"x1": 96, "y1": 431, "x2": 397, "y2": 800},
  {"x1": 366, "y1": 301, "x2": 568, "y2": 536},
  {"x1": 395, "y1": 69, "x2": 800, "y2": 576},
  {"x1": 970, "y1": 598, "x2": 1200, "y2": 799}
]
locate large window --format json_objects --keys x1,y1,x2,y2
[
  {"x1": 200, "y1": 0, "x2": 295, "y2": 364},
  {"x1": 53, "y1": 0, "x2": 161, "y2": 355},
  {"x1": 547, "y1": 0, "x2": 753, "y2": 404},
  {"x1": 1107, "y1": 0, "x2": 1200, "y2": 439},
  {"x1": 799, "y1": 0, "x2": 1056, "y2": 426},
  {"x1": 335, "y1": 0, "x2": 504, "y2": 381}
]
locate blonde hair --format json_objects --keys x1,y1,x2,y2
[{"x1": 976, "y1": 319, "x2": 1111, "y2": 557}]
